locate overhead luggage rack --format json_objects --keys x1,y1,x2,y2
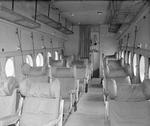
[
  {"x1": 59, "y1": 26, "x2": 74, "y2": 34},
  {"x1": 0, "y1": 5, "x2": 41, "y2": 29},
  {"x1": 35, "y1": 14, "x2": 73, "y2": 35},
  {"x1": 35, "y1": 14, "x2": 62, "y2": 30}
]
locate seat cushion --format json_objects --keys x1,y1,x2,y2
[
  {"x1": 63, "y1": 98, "x2": 71, "y2": 114},
  {"x1": 20, "y1": 97, "x2": 59, "y2": 126},
  {"x1": 0, "y1": 89, "x2": 17, "y2": 118},
  {"x1": 109, "y1": 100, "x2": 150, "y2": 126}
]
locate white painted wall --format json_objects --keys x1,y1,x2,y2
[
  {"x1": 0, "y1": 2, "x2": 67, "y2": 81},
  {"x1": 118, "y1": 7, "x2": 150, "y2": 50},
  {"x1": 64, "y1": 26, "x2": 79, "y2": 56}
]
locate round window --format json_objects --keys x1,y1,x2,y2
[
  {"x1": 5, "y1": 57, "x2": 15, "y2": 77},
  {"x1": 139, "y1": 56, "x2": 145, "y2": 82},
  {"x1": 133, "y1": 54, "x2": 137, "y2": 76},
  {"x1": 55, "y1": 51, "x2": 59, "y2": 60},
  {"x1": 128, "y1": 52, "x2": 132, "y2": 65},
  {"x1": 26, "y1": 55, "x2": 33, "y2": 67},
  {"x1": 36, "y1": 53, "x2": 44, "y2": 67}
]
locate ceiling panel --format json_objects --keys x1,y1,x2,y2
[{"x1": 54, "y1": 1, "x2": 109, "y2": 25}]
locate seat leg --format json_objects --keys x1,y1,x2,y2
[
  {"x1": 74, "y1": 101, "x2": 77, "y2": 112},
  {"x1": 85, "y1": 83, "x2": 88, "y2": 93}
]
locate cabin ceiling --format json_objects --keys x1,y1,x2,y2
[
  {"x1": 0, "y1": 0, "x2": 148, "y2": 33},
  {"x1": 53, "y1": 0, "x2": 147, "y2": 32},
  {"x1": 53, "y1": 1, "x2": 109, "y2": 25}
]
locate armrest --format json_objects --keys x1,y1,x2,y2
[
  {"x1": 43, "y1": 112, "x2": 62, "y2": 126},
  {"x1": 69, "y1": 90, "x2": 76, "y2": 94},
  {"x1": 0, "y1": 114, "x2": 20, "y2": 126}
]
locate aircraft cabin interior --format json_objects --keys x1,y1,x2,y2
[{"x1": 0, "y1": 0, "x2": 149, "y2": 126}]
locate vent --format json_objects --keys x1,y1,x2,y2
[{"x1": 108, "y1": 24, "x2": 122, "y2": 33}]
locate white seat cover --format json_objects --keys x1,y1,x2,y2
[{"x1": 20, "y1": 98, "x2": 59, "y2": 126}]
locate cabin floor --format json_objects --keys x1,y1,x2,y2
[{"x1": 64, "y1": 78, "x2": 105, "y2": 126}]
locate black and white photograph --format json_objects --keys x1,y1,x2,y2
[{"x1": 0, "y1": 0, "x2": 148, "y2": 126}]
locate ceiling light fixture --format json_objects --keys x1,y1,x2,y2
[
  {"x1": 97, "y1": 11, "x2": 103, "y2": 15},
  {"x1": 71, "y1": 13, "x2": 74, "y2": 16}
]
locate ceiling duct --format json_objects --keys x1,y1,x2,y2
[
  {"x1": 0, "y1": 5, "x2": 41, "y2": 29},
  {"x1": 108, "y1": 23, "x2": 121, "y2": 33}
]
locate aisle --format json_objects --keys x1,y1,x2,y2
[{"x1": 64, "y1": 78, "x2": 105, "y2": 126}]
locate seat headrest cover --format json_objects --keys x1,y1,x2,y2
[
  {"x1": 114, "y1": 76, "x2": 131, "y2": 85},
  {"x1": 107, "y1": 69, "x2": 127, "y2": 78},
  {"x1": 29, "y1": 67, "x2": 47, "y2": 76},
  {"x1": 115, "y1": 84, "x2": 146, "y2": 101},
  {"x1": 52, "y1": 67, "x2": 75, "y2": 78},
  {"x1": 22, "y1": 63, "x2": 47, "y2": 76},
  {"x1": 20, "y1": 78, "x2": 60, "y2": 98},
  {"x1": 142, "y1": 79, "x2": 150, "y2": 99},
  {"x1": 0, "y1": 77, "x2": 18, "y2": 96},
  {"x1": 21, "y1": 63, "x2": 31, "y2": 75}
]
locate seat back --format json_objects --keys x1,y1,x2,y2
[
  {"x1": 19, "y1": 78, "x2": 61, "y2": 126},
  {"x1": 112, "y1": 76, "x2": 131, "y2": 85},
  {"x1": 21, "y1": 63, "x2": 48, "y2": 77},
  {"x1": 76, "y1": 67, "x2": 86, "y2": 80},
  {"x1": 0, "y1": 77, "x2": 18, "y2": 118},
  {"x1": 50, "y1": 67, "x2": 77, "y2": 99}
]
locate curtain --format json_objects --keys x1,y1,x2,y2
[{"x1": 79, "y1": 25, "x2": 91, "y2": 59}]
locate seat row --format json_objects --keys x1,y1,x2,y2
[
  {"x1": 0, "y1": 76, "x2": 63, "y2": 126},
  {"x1": 20, "y1": 56, "x2": 93, "y2": 124},
  {"x1": 102, "y1": 54, "x2": 150, "y2": 126}
]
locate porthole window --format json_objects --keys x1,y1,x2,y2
[
  {"x1": 36, "y1": 53, "x2": 44, "y2": 67},
  {"x1": 5, "y1": 57, "x2": 15, "y2": 77},
  {"x1": 139, "y1": 56, "x2": 145, "y2": 82},
  {"x1": 25, "y1": 55, "x2": 33, "y2": 67},
  {"x1": 128, "y1": 52, "x2": 132, "y2": 65},
  {"x1": 55, "y1": 51, "x2": 59, "y2": 60},
  {"x1": 133, "y1": 53, "x2": 137, "y2": 76}
]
